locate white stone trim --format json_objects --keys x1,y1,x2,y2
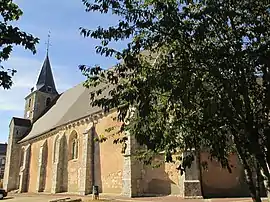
[{"x1": 18, "y1": 143, "x2": 31, "y2": 193}]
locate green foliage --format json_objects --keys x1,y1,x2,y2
[
  {"x1": 0, "y1": 0, "x2": 39, "y2": 89},
  {"x1": 80, "y1": 0, "x2": 270, "y2": 200}
]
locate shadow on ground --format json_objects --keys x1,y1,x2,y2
[{"x1": 3, "y1": 197, "x2": 14, "y2": 200}]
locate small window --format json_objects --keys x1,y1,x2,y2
[
  {"x1": 46, "y1": 97, "x2": 51, "y2": 107},
  {"x1": 28, "y1": 98, "x2": 31, "y2": 107},
  {"x1": 47, "y1": 86, "x2": 52, "y2": 92}
]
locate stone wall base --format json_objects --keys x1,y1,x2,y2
[
  {"x1": 184, "y1": 180, "x2": 203, "y2": 198},
  {"x1": 78, "y1": 191, "x2": 88, "y2": 196}
]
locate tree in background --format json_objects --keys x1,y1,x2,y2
[
  {"x1": 0, "y1": 0, "x2": 39, "y2": 89},
  {"x1": 79, "y1": 1, "x2": 270, "y2": 201}
]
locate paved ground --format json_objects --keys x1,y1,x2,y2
[
  {"x1": 3, "y1": 193, "x2": 268, "y2": 202},
  {"x1": 2, "y1": 194, "x2": 77, "y2": 202}
]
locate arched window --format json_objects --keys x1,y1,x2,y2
[
  {"x1": 69, "y1": 131, "x2": 78, "y2": 160},
  {"x1": 72, "y1": 139, "x2": 78, "y2": 159},
  {"x1": 46, "y1": 97, "x2": 51, "y2": 107}
]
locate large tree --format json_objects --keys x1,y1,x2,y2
[
  {"x1": 79, "y1": 0, "x2": 270, "y2": 201},
  {"x1": 0, "y1": 0, "x2": 39, "y2": 89}
]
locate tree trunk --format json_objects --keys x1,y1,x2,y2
[
  {"x1": 235, "y1": 143, "x2": 261, "y2": 202},
  {"x1": 256, "y1": 163, "x2": 262, "y2": 201},
  {"x1": 249, "y1": 130, "x2": 270, "y2": 202},
  {"x1": 244, "y1": 164, "x2": 261, "y2": 202},
  {"x1": 260, "y1": 167, "x2": 270, "y2": 202},
  {"x1": 254, "y1": 152, "x2": 270, "y2": 201}
]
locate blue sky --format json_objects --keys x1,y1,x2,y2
[{"x1": 0, "y1": 0, "x2": 128, "y2": 142}]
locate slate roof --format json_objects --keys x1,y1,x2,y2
[
  {"x1": 36, "y1": 54, "x2": 58, "y2": 94},
  {"x1": 12, "y1": 117, "x2": 31, "y2": 127},
  {"x1": 20, "y1": 83, "x2": 111, "y2": 142}
]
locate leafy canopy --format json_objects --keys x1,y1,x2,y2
[
  {"x1": 0, "y1": 0, "x2": 39, "y2": 89},
  {"x1": 80, "y1": 1, "x2": 270, "y2": 199}
]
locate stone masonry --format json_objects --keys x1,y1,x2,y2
[
  {"x1": 78, "y1": 123, "x2": 93, "y2": 195},
  {"x1": 51, "y1": 133, "x2": 65, "y2": 193},
  {"x1": 4, "y1": 113, "x2": 250, "y2": 198},
  {"x1": 36, "y1": 140, "x2": 48, "y2": 192},
  {"x1": 122, "y1": 132, "x2": 144, "y2": 197},
  {"x1": 18, "y1": 144, "x2": 31, "y2": 193},
  {"x1": 182, "y1": 150, "x2": 203, "y2": 198},
  {"x1": 3, "y1": 118, "x2": 31, "y2": 192}
]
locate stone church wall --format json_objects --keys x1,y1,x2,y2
[
  {"x1": 26, "y1": 111, "x2": 124, "y2": 195},
  {"x1": 200, "y1": 152, "x2": 250, "y2": 197},
  {"x1": 28, "y1": 135, "x2": 54, "y2": 193},
  {"x1": 95, "y1": 112, "x2": 124, "y2": 194},
  {"x1": 44, "y1": 137, "x2": 53, "y2": 192},
  {"x1": 21, "y1": 110, "x2": 251, "y2": 197},
  {"x1": 3, "y1": 120, "x2": 30, "y2": 192},
  {"x1": 66, "y1": 127, "x2": 84, "y2": 193},
  {"x1": 28, "y1": 140, "x2": 40, "y2": 192},
  {"x1": 138, "y1": 151, "x2": 253, "y2": 198},
  {"x1": 122, "y1": 132, "x2": 182, "y2": 197},
  {"x1": 140, "y1": 154, "x2": 181, "y2": 196},
  {"x1": 67, "y1": 158, "x2": 80, "y2": 192},
  {"x1": 9, "y1": 109, "x2": 254, "y2": 197}
]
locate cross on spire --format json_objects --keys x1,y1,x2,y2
[
  {"x1": 45, "y1": 31, "x2": 52, "y2": 55},
  {"x1": 35, "y1": 31, "x2": 57, "y2": 94}
]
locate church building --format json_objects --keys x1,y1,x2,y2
[{"x1": 3, "y1": 53, "x2": 250, "y2": 198}]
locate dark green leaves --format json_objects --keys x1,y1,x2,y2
[
  {"x1": 0, "y1": 0, "x2": 23, "y2": 21},
  {"x1": 79, "y1": 1, "x2": 270, "y2": 197}
]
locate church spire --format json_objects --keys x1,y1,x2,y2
[{"x1": 36, "y1": 32, "x2": 57, "y2": 94}]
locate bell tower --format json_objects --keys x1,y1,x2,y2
[{"x1": 24, "y1": 33, "x2": 58, "y2": 122}]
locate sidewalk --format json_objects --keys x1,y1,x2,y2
[
  {"x1": 8, "y1": 192, "x2": 268, "y2": 202},
  {"x1": 98, "y1": 194, "x2": 262, "y2": 202}
]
